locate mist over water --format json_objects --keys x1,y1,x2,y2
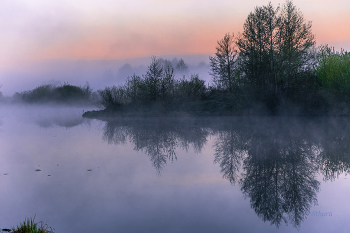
[
  {"x1": 0, "y1": 55, "x2": 211, "y2": 97},
  {"x1": 0, "y1": 105, "x2": 349, "y2": 232}
]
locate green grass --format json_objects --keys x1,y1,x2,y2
[{"x1": 11, "y1": 216, "x2": 54, "y2": 233}]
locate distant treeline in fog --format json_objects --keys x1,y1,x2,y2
[
  {"x1": 91, "y1": 0, "x2": 350, "y2": 116},
  {"x1": 12, "y1": 83, "x2": 98, "y2": 105}
]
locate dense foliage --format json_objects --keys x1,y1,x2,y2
[
  {"x1": 14, "y1": 83, "x2": 94, "y2": 104},
  {"x1": 316, "y1": 45, "x2": 350, "y2": 99}
]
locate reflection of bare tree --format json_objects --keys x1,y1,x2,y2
[
  {"x1": 213, "y1": 129, "x2": 247, "y2": 184},
  {"x1": 282, "y1": 143, "x2": 320, "y2": 227},
  {"x1": 211, "y1": 118, "x2": 322, "y2": 228},
  {"x1": 239, "y1": 122, "x2": 320, "y2": 228},
  {"x1": 103, "y1": 123, "x2": 129, "y2": 145},
  {"x1": 101, "y1": 118, "x2": 209, "y2": 174},
  {"x1": 99, "y1": 116, "x2": 350, "y2": 228},
  {"x1": 130, "y1": 128, "x2": 177, "y2": 174}
]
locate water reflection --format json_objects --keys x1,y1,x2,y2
[
  {"x1": 238, "y1": 119, "x2": 319, "y2": 228},
  {"x1": 36, "y1": 115, "x2": 85, "y2": 128},
  {"x1": 102, "y1": 118, "x2": 209, "y2": 174},
  {"x1": 317, "y1": 119, "x2": 350, "y2": 181},
  {"x1": 100, "y1": 116, "x2": 350, "y2": 228},
  {"x1": 213, "y1": 126, "x2": 247, "y2": 184}
]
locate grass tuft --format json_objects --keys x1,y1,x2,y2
[{"x1": 11, "y1": 215, "x2": 54, "y2": 233}]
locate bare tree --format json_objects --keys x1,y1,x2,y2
[{"x1": 209, "y1": 33, "x2": 238, "y2": 92}]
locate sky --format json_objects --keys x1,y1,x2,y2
[{"x1": 1, "y1": 0, "x2": 350, "y2": 95}]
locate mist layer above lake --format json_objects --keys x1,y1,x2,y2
[{"x1": 0, "y1": 105, "x2": 348, "y2": 232}]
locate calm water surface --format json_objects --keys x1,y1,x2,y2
[{"x1": 0, "y1": 105, "x2": 348, "y2": 232}]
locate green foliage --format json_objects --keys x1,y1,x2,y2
[
  {"x1": 11, "y1": 216, "x2": 54, "y2": 233},
  {"x1": 316, "y1": 45, "x2": 350, "y2": 97}
]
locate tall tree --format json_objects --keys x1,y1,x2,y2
[
  {"x1": 236, "y1": 3, "x2": 280, "y2": 94},
  {"x1": 210, "y1": 33, "x2": 238, "y2": 92},
  {"x1": 277, "y1": 0, "x2": 316, "y2": 97},
  {"x1": 236, "y1": 0, "x2": 315, "y2": 110}
]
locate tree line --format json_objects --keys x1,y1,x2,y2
[
  {"x1": 7, "y1": 0, "x2": 349, "y2": 115},
  {"x1": 97, "y1": 56, "x2": 206, "y2": 114},
  {"x1": 93, "y1": 0, "x2": 349, "y2": 116}
]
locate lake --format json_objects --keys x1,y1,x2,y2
[{"x1": 0, "y1": 105, "x2": 348, "y2": 232}]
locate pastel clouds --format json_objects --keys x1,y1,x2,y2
[{"x1": 0, "y1": 0, "x2": 349, "y2": 68}]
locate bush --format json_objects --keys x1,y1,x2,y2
[{"x1": 14, "y1": 83, "x2": 93, "y2": 104}]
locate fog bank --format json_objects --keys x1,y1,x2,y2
[{"x1": 0, "y1": 54, "x2": 211, "y2": 96}]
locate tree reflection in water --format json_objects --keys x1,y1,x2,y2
[
  {"x1": 102, "y1": 118, "x2": 209, "y2": 174},
  {"x1": 100, "y1": 116, "x2": 350, "y2": 228},
  {"x1": 316, "y1": 119, "x2": 350, "y2": 181},
  {"x1": 213, "y1": 126, "x2": 248, "y2": 184},
  {"x1": 238, "y1": 119, "x2": 320, "y2": 228}
]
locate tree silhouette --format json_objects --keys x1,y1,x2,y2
[
  {"x1": 144, "y1": 56, "x2": 164, "y2": 102},
  {"x1": 236, "y1": 0, "x2": 316, "y2": 112},
  {"x1": 210, "y1": 33, "x2": 238, "y2": 92}
]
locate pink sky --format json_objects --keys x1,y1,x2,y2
[
  {"x1": 1, "y1": 0, "x2": 349, "y2": 67},
  {"x1": 0, "y1": 0, "x2": 349, "y2": 95}
]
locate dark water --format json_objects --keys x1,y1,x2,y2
[{"x1": 0, "y1": 105, "x2": 348, "y2": 232}]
